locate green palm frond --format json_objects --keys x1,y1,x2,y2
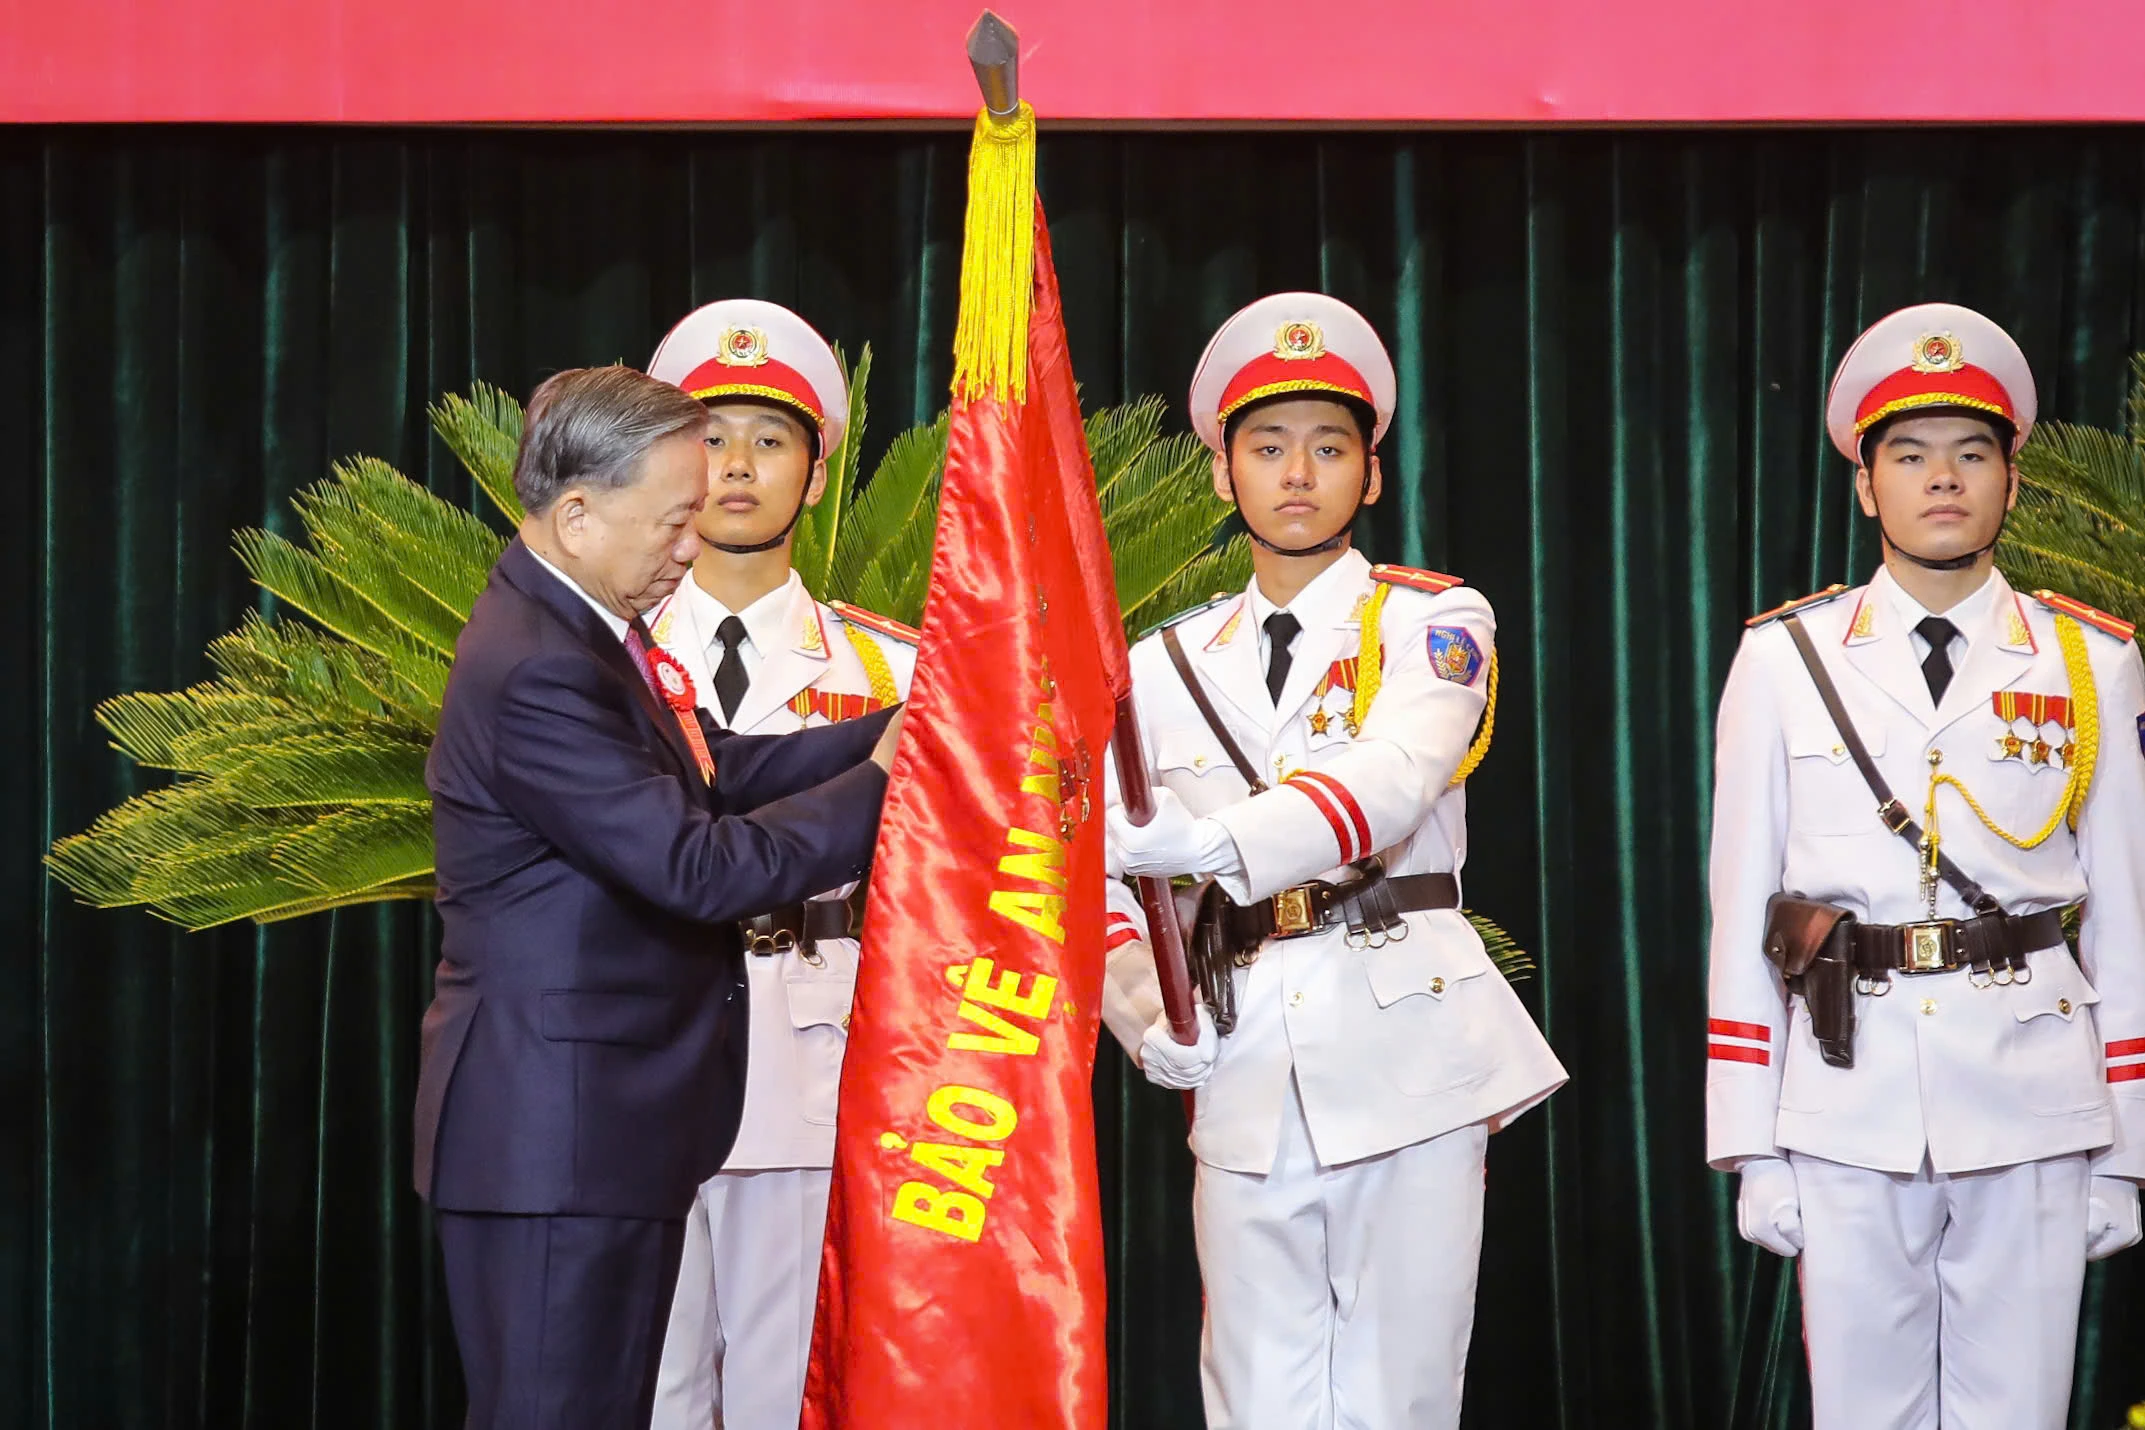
[
  {"x1": 50, "y1": 451, "x2": 480, "y2": 928},
  {"x1": 1086, "y1": 395, "x2": 1169, "y2": 499},
  {"x1": 791, "y1": 344, "x2": 870, "y2": 599},
  {"x1": 1466, "y1": 911, "x2": 1535, "y2": 984},
  {"x1": 431, "y1": 382, "x2": 525, "y2": 523},
  {"x1": 1996, "y1": 358, "x2": 2145, "y2": 629},
  {"x1": 267, "y1": 804, "x2": 436, "y2": 895},
  {"x1": 817, "y1": 412, "x2": 949, "y2": 624}
]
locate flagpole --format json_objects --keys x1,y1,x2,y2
[{"x1": 964, "y1": 9, "x2": 1200, "y2": 1050}]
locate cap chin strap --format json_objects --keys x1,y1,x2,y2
[
  {"x1": 1867, "y1": 475, "x2": 2013, "y2": 573},
  {"x1": 1226, "y1": 466, "x2": 1371, "y2": 559},
  {"x1": 708, "y1": 481, "x2": 813, "y2": 555}
]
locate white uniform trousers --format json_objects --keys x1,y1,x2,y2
[
  {"x1": 1791, "y1": 1151, "x2": 2090, "y2": 1430},
  {"x1": 1196, "y1": 1075, "x2": 1488, "y2": 1430},
  {"x1": 649, "y1": 1166, "x2": 832, "y2": 1430}
]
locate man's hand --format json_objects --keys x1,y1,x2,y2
[
  {"x1": 1736, "y1": 1156, "x2": 1804, "y2": 1258},
  {"x1": 1138, "y1": 1005, "x2": 1218, "y2": 1090},
  {"x1": 869, "y1": 705, "x2": 906, "y2": 772},
  {"x1": 2087, "y1": 1176, "x2": 2142, "y2": 1261},
  {"x1": 1106, "y1": 787, "x2": 1215, "y2": 878}
]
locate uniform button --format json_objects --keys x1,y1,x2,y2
[
  {"x1": 1920, "y1": 998, "x2": 1937, "y2": 1016},
  {"x1": 841, "y1": 1014, "x2": 852, "y2": 1029},
  {"x1": 1289, "y1": 991, "x2": 1304, "y2": 1008},
  {"x1": 2058, "y1": 998, "x2": 2072, "y2": 1015},
  {"x1": 1193, "y1": 755, "x2": 1207, "y2": 769},
  {"x1": 1831, "y1": 744, "x2": 1845, "y2": 757},
  {"x1": 1429, "y1": 977, "x2": 1447, "y2": 995}
]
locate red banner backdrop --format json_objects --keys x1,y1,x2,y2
[{"x1": 7, "y1": 0, "x2": 2145, "y2": 125}]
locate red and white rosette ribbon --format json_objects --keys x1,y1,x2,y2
[{"x1": 648, "y1": 647, "x2": 717, "y2": 783}]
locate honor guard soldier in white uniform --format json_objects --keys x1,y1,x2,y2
[
  {"x1": 642, "y1": 300, "x2": 916, "y2": 1430},
  {"x1": 1707, "y1": 303, "x2": 2145, "y2": 1429},
  {"x1": 1102, "y1": 293, "x2": 1567, "y2": 1430}
]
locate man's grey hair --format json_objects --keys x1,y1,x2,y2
[{"x1": 512, "y1": 366, "x2": 709, "y2": 516}]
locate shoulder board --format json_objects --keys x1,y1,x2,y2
[
  {"x1": 2031, "y1": 590, "x2": 2136, "y2": 642},
  {"x1": 828, "y1": 601, "x2": 919, "y2": 646},
  {"x1": 1745, "y1": 584, "x2": 1853, "y2": 628},
  {"x1": 1136, "y1": 591, "x2": 1236, "y2": 644},
  {"x1": 1369, "y1": 564, "x2": 1463, "y2": 595}
]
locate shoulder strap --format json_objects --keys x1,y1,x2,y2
[
  {"x1": 1160, "y1": 625, "x2": 1268, "y2": 794},
  {"x1": 1779, "y1": 615, "x2": 1996, "y2": 913}
]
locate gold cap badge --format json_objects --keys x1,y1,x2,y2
[
  {"x1": 717, "y1": 326, "x2": 770, "y2": 367},
  {"x1": 1910, "y1": 331, "x2": 1964, "y2": 374},
  {"x1": 1272, "y1": 320, "x2": 1325, "y2": 361}
]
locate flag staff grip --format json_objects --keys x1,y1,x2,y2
[{"x1": 1111, "y1": 699, "x2": 1202, "y2": 1047}]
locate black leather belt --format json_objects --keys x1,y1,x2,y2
[
  {"x1": 1221, "y1": 871, "x2": 1460, "y2": 946},
  {"x1": 741, "y1": 891, "x2": 865, "y2": 958},
  {"x1": 1850, "y1": 906, "x2": 2069, "y2": 983}
]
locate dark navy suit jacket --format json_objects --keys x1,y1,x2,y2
[{"x1": 415, "y1": 538, "x2": 892, "y2": 1218}]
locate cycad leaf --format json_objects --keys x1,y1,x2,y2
[
  {"x1": 826, "y1": 412, "x2": 948, "y2": 619},
  {"x1": 220, "y1": 737, "x2": 433, "y2": 809},
  {"x1": 269, "y1": 804, "x2": 437, "y2": 896},
  {"x1": 1466, "y1": 911, "x2": 1535, "y2": 983},
  {"x1": 793, "y1": 343, "x2": 871, "y2": 599},
  {"x1": 430, "y1": 383, "x2": 526, "y2": 523},
  {"x1": 96, "y1": 686, "x2": 270, "y2": 773},
  {"x1": 1123, "y1": 537, "x2": 1254, "y2": 640},
  {"x1": 1998, "y1": 367, "x2": 2145, "y2": 631},
  {"x1": 1086, "y1": 397, "x2": 1167, "y2": 499}
]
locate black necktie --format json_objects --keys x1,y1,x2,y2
[
  {"x1": 1915, "y1": 615, "x2": 1959, "y2": 705},
  {"x1": 1263, "y1": 611, "x2": 1301, "y2": 702},
  {"x1": 712, "y1": 615, "x2": 750, "y2": 723}
]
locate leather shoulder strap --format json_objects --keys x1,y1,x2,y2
[
  {"x1": 1779, "y1": 615, "x2": 1995, "y2": 912},
  {"x1": 1160, "y1": 624, "x2": 1267, "y2": 794}
]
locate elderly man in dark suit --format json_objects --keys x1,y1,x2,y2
[{"x1": 413, "y1": 365, "x2": 902, "y2": 1429}]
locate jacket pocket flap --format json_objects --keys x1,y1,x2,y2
[
  {"x1": 1361, "y1": 936, "x2": 1487, "y2": 1009},
  {"x1": 787, "y1": 977, "x2": 857, "y2": 1030},
  {"x1": 1786, "y1": 722, "x2": 1885, "y2": 762},
  {"x1": 1154, "y1": 731, "x2": 1226, "y2": 777},
  {"x1": 2013, "y1": 968, "x2": 2100, "y2": 1023},
  {"x1": 540, "y1": 989, "x2": 674, "y2": 1046}
]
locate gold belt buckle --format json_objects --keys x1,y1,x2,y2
[
  {"x1": 1903, "y1": 921, "x2": 1952, "y2": 973},
  {"x1": 1271, "y1": 885, "x2": 1317, "y2": 938}
]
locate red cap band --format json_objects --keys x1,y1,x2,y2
[
  {"x1": 1853, "y1": 363, "x2": 2016, "y2": 435},
  {"x1": 678, "y1": 355, "x2": 826, "y2": 431},
  {"x1": 1215, "y1": 351, "x2": 1373, "y2": 425}
]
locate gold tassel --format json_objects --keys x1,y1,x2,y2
[{"x1": 951, "y1": 101, "x2": 1037, "y2": 404}]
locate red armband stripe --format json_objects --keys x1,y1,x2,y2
[
  {"x1": 2106, "y1": 1038, "x2": 2145, "y2": 1061},
  {"x1": 1292, "y1": 770, "x2": 1370, "y2": 863},
  {"x1": 1707, "y1": 1043, "x2": 1770, "y2": 1066},
  {"x1": 1708, "y1": 1018, "x2": 1773, "y2": 1043},
  {"x1": 1282, "y1": 775, "x2": 1354, "y2": 863}
]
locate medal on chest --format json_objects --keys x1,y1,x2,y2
[
  {"x1": 1989, "y1": 690, "x2": 2075, "y2": 772},
  {"x1": 1307, "y1": 658, "x2": 1361, "y2": 738}
]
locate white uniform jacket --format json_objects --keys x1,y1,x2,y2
[
  {"x1": 1705, "y1": 567, "x2": 2145, "y2": 1179},
  {"x1": 1104, "y1": 550, "x2": 1566, "y2": 1174},
  {"x1": 652, "y1": 572, "x2": 915, "y2": 1169}
]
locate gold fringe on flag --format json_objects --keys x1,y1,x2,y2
[{"x1": 950, "y1": 100, "x2": 1037, "y2": 404}]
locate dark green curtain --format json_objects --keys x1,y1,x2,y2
[{"x1": 7, "y1": 125, "x2": 2145, "y2": 1430}]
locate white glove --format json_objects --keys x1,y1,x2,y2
[
  {"x1": 1106, "y1": 787, "x2": 1226, "y2": 879},
  {"x1": 1736, "y1": 1156, "x2": 1804, "y2": 1258},
  {"x1": 1137, "y1": 1005, "x2": 1218, "y2": 1090},
  {"x1": 2087, "y1": 1176, "x2": 2142, "y2": 1261}
]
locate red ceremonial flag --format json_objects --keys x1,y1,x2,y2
[{"x1": 800, "y1": 92, "x2": 1127, "y2": 1430}]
